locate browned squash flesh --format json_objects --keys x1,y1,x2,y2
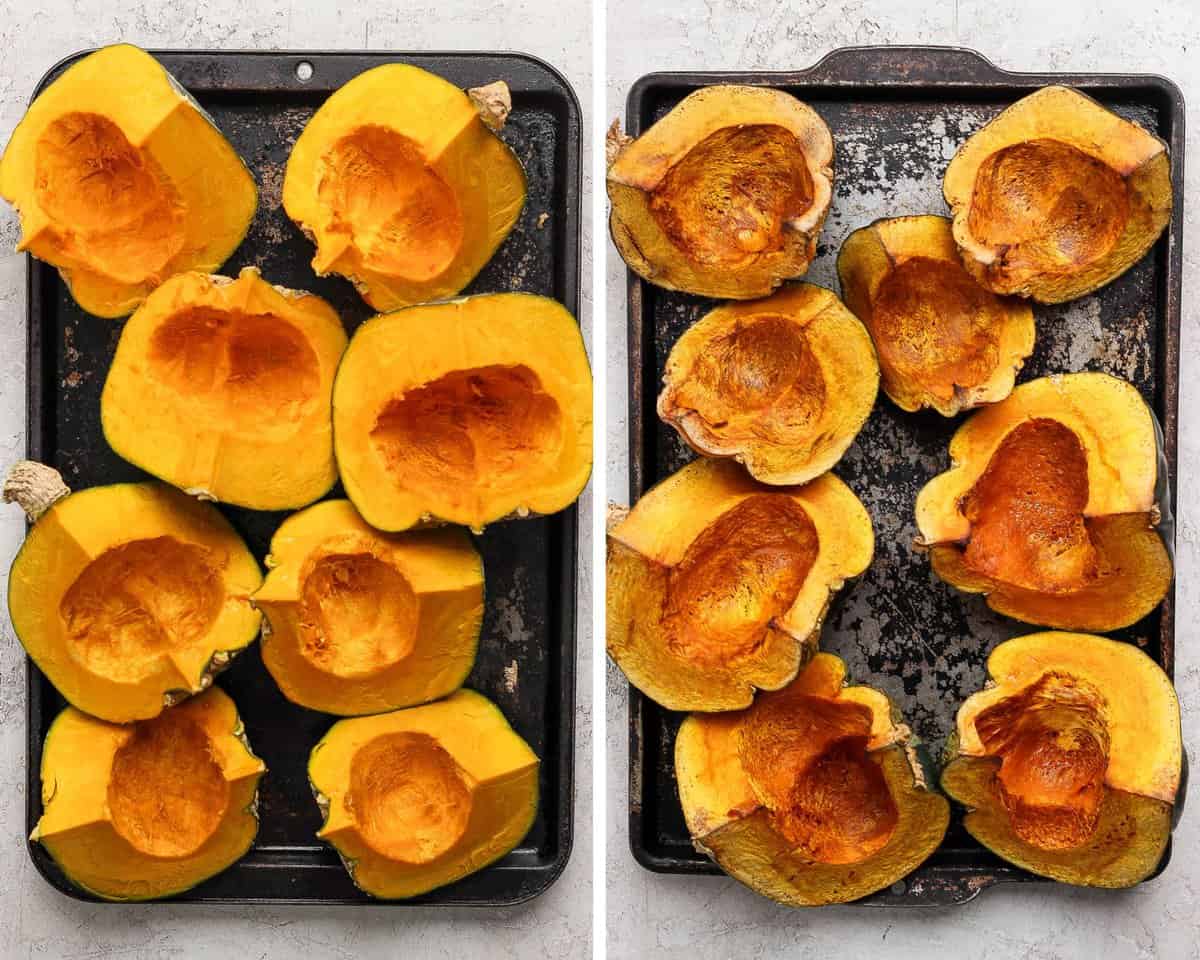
[
  {"x1": 837, "y1": 216, "x2": 1034, "y2": 415},
  {"x1": 944, "y1": 87, "x2": 1172, "y2": 304}
]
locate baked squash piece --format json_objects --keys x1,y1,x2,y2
[
  {"x1": 944, "y1": 86, "x2": 1171, "y2": 304},
  {"x1": 838, "y1": 215, "x2": 1034, "y2": 416},
  {"x1": 333, "y1": 292, "x2": 592, "y2": 533},
  {"x1": 255, "y1": 500, "x2": 483, "y2": 716},
  {"x1": 676, "y1": 653, "x2": 949, "y2": 906},
  {"x1": 942, "y1": 632, "x2": 1181, "y2": 887},
  {"x1": 33, "y1": 687, "x2": 265, "y2": 901},
  {"x1": 5, "y1": 461, "x2": 262, "y2": 723},
  {"x1": 283, "y1": 64, "x2": 525, "y2": 312},
  {"x1": 608, "y1": 85, "x2": 833, "y2": 299},
  {"x1": 309, "y1": 689, "x2": 538, "y2": 899},
  {"x1": 658, "y1": 283, "x2": 879, "y2": 485},
  {"x1": 607, "y1": 458, "x2": 873, "y2": 712},
  {"x1": 0, "y1": 44, "x2": 256, "y2": 318},
  {"x1": 916, "y1": 373, "x2": 1172, "y2": 631},
  {"x1": 102, "y1": 267, "x2": 348, "y2": 510}
]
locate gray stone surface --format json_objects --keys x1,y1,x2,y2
[
  {"x1": 606, "y1": 2, "x2": 1200, "y2": 958},
  {"x1": 0, "y1": 4, "x2": 592, "y2": 958}
]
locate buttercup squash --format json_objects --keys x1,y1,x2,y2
[
  {"x1": 657, "y1": 283, "x2": 879, "y2": 485},
  {"x1": 837, "y1": 215, "x2": 1034, "y2": 416},
  {"x1": 102, "y1": 267, "x2": 348, "y2": 510},
  {"x1": 0, "y1": 44, "x2": 256, "y2": 318},
  {"x1": 608, "y1": 85, "x2": 834, "y2": 299},
  {"x1": 332, "y1": 292, "x2": 592, "y2": 532},
  {"x1": 676, "y1": 652, "x2": 949, "y2": 905},
  {"x1": 607, "y1": 458, "x2": 873, "y2": 712},
  {"x1": 916, "y1": 373, "x2": 1172, "y2": 631},
  {"x1": 944, "y1": 86, "x2": 1171, "y2": 303},
  {"x1": 283, "y1": 63, "x2": 526, "y2": 311},
  {"x1": 255, "y1": 500, "x2": 483, "y2": 716},
  {"x1": 309, "y1": 689, "x2": 538, "y2": 899},
  {"x1": 5, "y1": 462, "x2": 262, "y2": 723},
  {"x1": 942, "y1": 632, "x2": 1181, "y2": 887},
  {"x1": 33, "y1": 686, "x2": 265, "y2": 901}
]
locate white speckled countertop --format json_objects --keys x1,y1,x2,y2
[
  {"x1": 606, "y1": 2, "x2": 1200, "y2": 958},
  {"x1": 0, "y1": 3, "x2": 592, "y2": 957}
]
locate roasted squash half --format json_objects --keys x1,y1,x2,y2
[
  {"x1": 944, "y1": 86, "x2": 1172, "y2": 304},
  {"x1": 942, "y1": 632, "x2": 1181, "y2": 887},
  {"x1": 254, "y1": 499, "x2": 483, "y2": 715},
  {"x1": 0, "y1": 44, "x2": 256, "y2": 318},
  {"x1": 5, "y1": 462, "x2": 262, "y2": 723},
  {"x1": 309, "y1": 689, "x2": 538, "y2": 899},
  {"x1": 916, "y1": 373, "x2": 1172, "y2": 631},
  {"x1": 607, "y1": 458, "x2": 873, "y2": 712},
  {"x1": 608, "y1": 85, "x2": 833, "y2": 299},
  {"x1": 283, "y1": 64, "x2": 525, "y2": 312},
  {"x1": 837, "y1": 215, "x2": 1034, "y2": 416},
  {"x1": 33, "y1": 686, "x2": 265, "y2": 901},
  {"x1": 658, "y1": 283, "x2": 878, "y2": 485},
  {"x1": 102, "y1": 267, "x2": 348, "y2": 510},
  {"x1": 333, "y1": 292, "x2": 592, "y2": 532},
  {"x1": 676, "y1": 652, "x2": 949, "y2": 905}
]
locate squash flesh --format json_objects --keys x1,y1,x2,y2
[{"x1": 0, "y1": 44, "x2": 256, "y2": 317}]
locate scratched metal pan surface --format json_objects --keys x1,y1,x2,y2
[
  {"x1": 23, "y1": 49, "x2": 581, "y2": 905},
  {"x1": 623, "y1": 46, "x2": 1183, "y2": 906}
]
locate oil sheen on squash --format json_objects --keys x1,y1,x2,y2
[
  {"x1": 606, "y1": 458, "x2": 873, "y2": 712},
  {"x1": 915, "y1": 373, "x2": 1172, "y2": 631},
  {"x1": 675, "y1": 653, "x2": 949, "y2": 906},
  {"x1": 309, "y1": 689, "x2": 539, "y2": 899},
  {"x1": 33, "y1": 687, "x2": 265, "y2": 901},
  {"x1": 283, "y1": 64, "x2": 526, "y2": 312},
  {"x1": 837, "y1": 215, "x2": 1034, "y2": 416},
  {"x1": 0, "y1": 45, "x2": 256, "y2": 317},
  {"x1": 658, "y1": 284, "x2": 878, "y2": 486},
  {"x1": 608, "y1": 85, "x2": 834, "y2": 299},
  {"x1": 943, "y1": 86, "x2": 1171, "y2": 304},
  {"x1": 942, "y1": 633, "x2": 1181, "y2": 887},
  {"x1": 254, "y1": 500, "x2": 483, "y2": 716}
]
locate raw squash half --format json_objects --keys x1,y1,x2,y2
[
  {"x1": 608, "y1": 85, "x2": 834, "y2": 299},
  {"x1": 33, "y1": 686, "x2": 265, "y2": 901},
  {"x1": 0, "y1": 44, "x2": 256, "y2": 318},
  {"x1": 607, "y1": 458, "x2": 873, "y2": 712},
  {"x1": 102, "y1": 267, "x2": 348, "y2": 510},
  {"x1": 5, "y1": 461, "x2": 262, "y2": 723},
  {"x1": 283, "y1": 63, "x2": 526, "y2": 312},
  {"x1": 944, "y1": 86, "x2": 1171, "y2": 304},
  {"x1": 942, "y1": 632, "x2": 1181, "y2": 887},
  {"x1": 916, "y1": 373, "x2": 1172, "y2": 631},
  {"x1": 676, "y1": 652, "x2": 949, "y2": 905},
  {"x1": 657, "y1": 283, "x2": 879, "y2": 485},
  {"x1": 333, "y1": 292, "x2": 592, "y2": 532},
  {"x1": 309, "y1": 689, "x2": 538, "y2": 899},
  {"x1": 254, "y1": 499, "x2": 483, "y2": 715},
  {"x1": 837, "y1": 215, "x2": 1034, "y2": 416}
]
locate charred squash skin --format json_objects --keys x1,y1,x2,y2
[
  {"x1": 283, "y1": 64, "x2": 526, "y2": 312},
  {"x1": 837, "y1": 215, "x2": 1034, "y2": 416},
  {"x1": 944, "y1": 86, "x2": 1171, "y2": 304},
  {"x1": 916, "y1": 373, "x2": 1171, "y2": 631},
  {"x1": 942, "y1": 632, "x2": 1181, "y2": 887},
  {"x1": 676, "y1": 653, "x2": 949, "y2": 906},
  {"x1": 608, "y1": 85, "x2": 834, "y2": 299},
  {"x1": 607, "y1": 458, "x2": 873, "y2": 712},
  {"x1": 0, "y1": 44, "x2": 256, "y2": 318},
  {"x1": 308, "y1": 689, "x2": 538, "y2": 899},
  {"x1": 33, "y1": 687, "x2": 265, "y2": 901}
]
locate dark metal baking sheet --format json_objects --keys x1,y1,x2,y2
[
  {"x1": 24, "y1": 48, "x2": 581, "y2": 905},
  {"x1": 623, "y1": 45, "x2": 1183, "y2": 906}
]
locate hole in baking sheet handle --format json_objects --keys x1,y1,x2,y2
[{"x1": 296, "y1": 61, "x2": 314, "y2": 83}]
